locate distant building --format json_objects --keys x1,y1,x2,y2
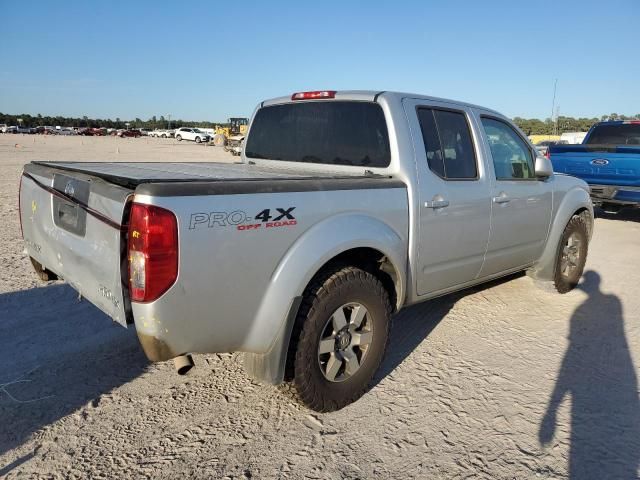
[{"x1": 560, "y1": 132, "x2": 588, "y2": 144}]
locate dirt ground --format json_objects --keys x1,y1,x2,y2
[{"x1": 1, "y1": 134, "x2": 639, "y2": 479}]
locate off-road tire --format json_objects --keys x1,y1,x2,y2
[
  {"x1": 290, "y1": 266, "x2": 391, "y2": 412},
  {"x1": 553, "y1": 215, "x2": 588, "y2": 293}
]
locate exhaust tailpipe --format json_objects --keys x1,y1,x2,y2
[{"x1": 173, "y1": 354, "x2": 194, "y2": 375}]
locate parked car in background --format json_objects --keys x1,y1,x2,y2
[
  {"x1": 550, "y1": 120, "x2": 640, "y2": 212},
  {"x1": 535, "y1": 140, "x2": 567, "y2": 158},
  {"x1": 175, "y1": 127, "x2": 210, "y2": 143},
  {"x1": 117, "y1": 129, "x2": 142, "y2": 138},
  {"x1": 19, "y1": 90, "x2": 593, "y2": 412},
  {"x1": 57, "y1": 128, "x2": 76, "y2": 136},
  {"x1": 5, "y1": 126, "x2": 18, "y2": 134},
  {"x1": 16, "y1": 126, "x2": 34, "y2": 134},
  {"x1": 149, "y1": 129, "x2": 173, "y2": 138},
  {"x1": 78, "y1": 127, "x2": 105, "y2": 136},
  {"x1": 138, "y1": 128, "x2": 152, "y2": 136}
]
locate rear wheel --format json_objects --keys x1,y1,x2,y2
[
  {"x1": 290, "y1": 266, "x2": 391, "y2": 412},
  {"x1": 553, "y1": 215, "x2": 588, "y2": 293},
  {"x1": 176, "y1": 135, "x2": 182, "y2": 141}
]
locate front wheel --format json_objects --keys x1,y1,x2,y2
[
  {"x1": 290, "y1": 266, "x2": 391, "y2": 412},
  {"x1": 195, "y1": 136, "x2": 201, "y2": 143},
  {"x1": 176, "y1": 135, "x2": 182, "y2": 141},
  {"x1": 553, "y1": 215, "x2": 589, "y2": 293},
  {"x1": 213, "y1": 134, "x2": 227, "y2": 147}
]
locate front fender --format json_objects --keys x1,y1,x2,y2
[
  {"x1": 529, "y1": 182, "x2": 593, "y2": 281},
  {"x1": 244, "y1": 213, "x2": 407, "y2": 384}
]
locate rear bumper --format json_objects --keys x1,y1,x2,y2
[{"x1": 589, "y1": 184, "x2": 640, "y2": 206}]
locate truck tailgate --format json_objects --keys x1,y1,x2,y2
[
  {"x1": 550, "y1": 145, "x2": 640, "y2": 187},
  {"x1": 20, "y1": 163, "x2": 132, "y2": 326}
]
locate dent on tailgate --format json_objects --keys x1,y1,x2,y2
[{"x1": 20, "y1": 163, "x2": 133, "y2": 326}]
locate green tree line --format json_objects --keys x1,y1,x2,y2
[
  {"x1": 0, "y1": 113, "x2": 222, "y2": 130},
  {"x1": 2, "y1": 111, "x2": 640, "y2": 135},
  {"x1": 514, "y1": 113, "x2": 640, "y2": 135}
]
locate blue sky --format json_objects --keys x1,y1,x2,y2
[{"x1": 1, "y1": 0, "x2": 638, "y2": 121}]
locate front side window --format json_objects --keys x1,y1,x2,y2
[
  {"x1": 417, "y1": 108, "x2": 477, "y2": 179},
  {"x1": 481, "y1": 117, "x2": 535, "y2": 180}
]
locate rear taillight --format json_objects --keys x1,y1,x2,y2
[
  {"x1": 545, "y1": 150, "x2": 551, "y2": 159},
  {"x1": 128, "y1": 203, "x2": 178, "y2": 303},
  {"x1": 291, "y1": 90, "x2": 336, "y2": 100}
]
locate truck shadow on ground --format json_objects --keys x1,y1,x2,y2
[
  {"x1": 0, "y1": 283, "x2": 148, "y2": 470},
  {"x1": 539, "y1": 271, "x2": 640, "y2": 479},
  {"x1": 372, "y1": 273, "x2": 521, "y2": 387}
]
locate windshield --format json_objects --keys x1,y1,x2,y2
[
  {"x1": 245, "y1": 101, "x2": 391, "y2": 167},
  {"x1": 586, "y1": 123, "x2": 640, "y2": 145}
]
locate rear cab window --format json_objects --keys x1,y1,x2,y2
[
  {"x1": 585, "y1": 123, "x2": 640, "y2": 145},
  {"x1": 245, "y1": 101, "x2": 391, "y2": 167}
]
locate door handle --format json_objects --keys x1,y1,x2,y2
[
  {"x1": 424, "y1": 199, "x2": 450, "y2": 209},
  {"x1": 493, "y1": 193, "x2": 510, "y2": 204}
]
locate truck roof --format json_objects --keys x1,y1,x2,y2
[
  {"x1": 594, "y1": 120, "x2": 640, "y2": 126},
  {"x1": 261, "y1": 90, "x2": 503, "y2": 116}
]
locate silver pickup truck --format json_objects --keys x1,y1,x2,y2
[{"x1": 19, "y1": 90, "x2": 593, "y2": 412}]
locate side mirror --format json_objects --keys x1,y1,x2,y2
[{"x1": 535, "y1": 155, "x2": 553, "y2": 179}]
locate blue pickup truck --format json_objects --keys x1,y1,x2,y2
[{"x1": 549, "y1": 120, "x2": 640, "y2": 212}]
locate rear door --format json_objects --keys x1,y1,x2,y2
[
  {"x1": 404, "y1": 99, "x2": 492, "y2": 296},
  {"x1": 20, "y1": 163, "x2": 132, "y2": 325},
  {"x1": 476, "y1": 114, "x2": 553, "y2": 277}
]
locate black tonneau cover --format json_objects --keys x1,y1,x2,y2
[
  {"x1": 32, "y1": 161, "x2": 317, "y2": 188},
  {"x1": 31, "y1": 162, "x2": 404, "y2": 196}
]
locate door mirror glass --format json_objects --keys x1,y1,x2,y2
[{"x1": 534, "y1": 155, "x2": 553, "y2": 178}]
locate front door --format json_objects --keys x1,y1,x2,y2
[
  {"x1": 477, "y1": 115, "x2": 553, "y2": 277},
  {"x1": 404, "y1": 99, "x2": 492, "y2": 296}
]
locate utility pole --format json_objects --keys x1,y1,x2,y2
[{"x1": 167, "y1": 114, "x2": 171, "y2": 130}]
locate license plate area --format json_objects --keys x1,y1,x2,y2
[{"x1": 52, "y1": 174, "x2": 90, "y2": 236}]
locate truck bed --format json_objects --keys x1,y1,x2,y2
[{"x1": 21, "y1": 161, "x2": 404, "y2": 328}]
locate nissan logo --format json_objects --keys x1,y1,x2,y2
[
  {"x1": 64, "y1": 181, "x2": 75, "y2": 197},
  {"x1": 591, "y1": 158, "x2": 610, "y2": 166}
]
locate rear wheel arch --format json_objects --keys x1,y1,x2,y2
[
  {"x1": 283, "y1": 247, "x2": 400, "y2": 383},
  {"x1": 243, "y1": 214, "x2": 407, "y2": 385}
]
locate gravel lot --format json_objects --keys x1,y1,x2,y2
[{"x1": 1, "y1": 134, "x2": 639, "y2": 479}]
